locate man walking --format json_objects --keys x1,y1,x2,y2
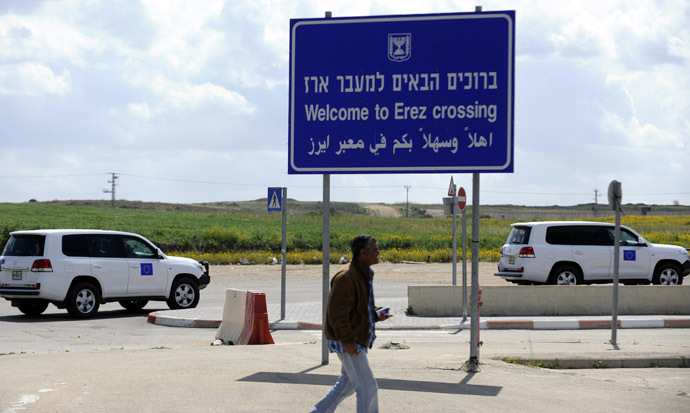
[{"x1": 312, "y1": 234, "x2": 392, "y2": 413}]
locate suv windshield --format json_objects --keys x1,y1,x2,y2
[
  {"x1": 507, "y1": 226, "x2": 531, "y2": 244},
  {"x1": 2, "y1": 235, "x2": 46, "y2": 256}
]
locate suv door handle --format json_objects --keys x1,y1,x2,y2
[
  {"x1": 574, "y1": 251, "x2": 584, "y2": 255},
  {"x1": 93, "y1": 264, "x2": 103, "y2": 268}
]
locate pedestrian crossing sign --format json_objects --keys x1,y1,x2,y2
[{"x1": 268, "y1": 187, "x2": 282, "y2": 211}]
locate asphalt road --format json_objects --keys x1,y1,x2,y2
[{"x1": 0, "y1": 263, "x2": 497, "y2": 353}]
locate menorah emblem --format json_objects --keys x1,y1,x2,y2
[{"x1": 388, "y1": 33, "x2": 411, "y2": 62}]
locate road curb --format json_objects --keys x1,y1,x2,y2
[
  {"x1": 500, "y1": 356, "x2": 690, "y2": 369},
  {"x1": 147, "y1": 312, "x2": 690, "y2": 330},
  {"x1": 483, "y1": 318, "x2": 690, "y2": 330}
]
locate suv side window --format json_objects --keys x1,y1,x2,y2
[
  {"x1": 546, "y1": 226, "x2": 613, "y2": 246},
  {"x1": 545, "y1": 226, "x2": 572, "y2": 245},
  {"x1": 62, "y1": 235, "x2": 90, "y2": 257},
  {"x1": 2, "y1": 235, "x2": 45, "y2": 256},
  {"x1": 572, "y1": 226, "x2": 612, "y2": 246},
  {"x1": 122, "y1": 236, "x2": 157, "y2": 259},
  {"x1": 614, "y1": 229, "x2": 643, "y2": 246},
  {"x1": 88, "y1": 235, "x2": 125, "y2": 258}
]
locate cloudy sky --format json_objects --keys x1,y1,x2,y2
[{"x1": 1, "y1": 0, "x2": 688, "y2": 206}]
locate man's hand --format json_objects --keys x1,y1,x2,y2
[
  {"x1": 377, "y1": 307, "x2": 393, "y2": 321},
  {"x1": 379, "y1": 312, "x2": 393, "y2": 321},
  {"x1": 344, "y1": 342, "x2": 359, "y2": 355}
]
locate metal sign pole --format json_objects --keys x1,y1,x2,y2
[
  {"x1": 609, "y1": 180, "x2": 622, "y2": 346},
  {"x1": 465, "y1": 5, "x2": 484, "y2": 371},
  {"x1": 612, "y1": 205, "x2": 620, "y2": 345},
  {"x1": 452, "y1": 189, "x2": 458, "y2": 286},
  {"x1": 469, "y1": 173, "x2": 481, "y2": 367},
  {"x1": 462, "y1": 209, "x2": 468, "y2": 322},
  {"x1": 322, "y1": 174, "x2": 330, "y2": 365},
  {"x1": 280, "y1": 187, "x2": 287, "y2": 320}
]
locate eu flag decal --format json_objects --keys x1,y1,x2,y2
[
  {"x1": 141, "y1": 263, "x2": 153, "y2": 276},
  {"x1": 623, "y1": 250, "x2": 636, "y2": 261}
]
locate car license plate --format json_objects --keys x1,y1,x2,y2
[
  {"x1": 12, "y1": 271, "x2": 22, "y2": 280},
  {"x1": 509, "y1": 257, "x2": 515, "y2": 265}
]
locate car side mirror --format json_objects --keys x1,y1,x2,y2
[{"x1": 637, "y1": 236, "x2": 647, "y2": 246}]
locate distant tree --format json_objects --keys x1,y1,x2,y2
[{"x1": 673, "y1": 200, "x2": 680, "y2": 206}]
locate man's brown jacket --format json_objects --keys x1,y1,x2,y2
[{"x1": 324, "y1": 260, "x2": 380, "y2": 348}]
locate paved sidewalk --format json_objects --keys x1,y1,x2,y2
[
  {"x1": 4, "y1": 329, "x2": 690, "y2": 412},
  {"x1": 148, "y1": 298, "x2": 690, "y2": 330}
]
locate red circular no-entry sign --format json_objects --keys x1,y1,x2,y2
[{"x1": 457, "y1": 187, "x2": 466, "y2": 211}]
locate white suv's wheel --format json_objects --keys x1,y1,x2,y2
[
  {"x1": 653, "y1": 264, "x2": 682, "y2": 285},
  {"x1": 549, "y1": 265, "x2": 580, "y2": 285},
  {"x1": 66, "y1": 282, "x2": 101, "y2": 318},
  {"x1": 166, "y1": 277, "x2": 200, "y2": 309}
]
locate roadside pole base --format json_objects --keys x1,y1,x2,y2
[{"x1": 461, "y1": 357, "x2": 481, "y2": 373}]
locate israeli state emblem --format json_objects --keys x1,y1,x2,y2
[{"x1": 388, "y1": 33, "x2": 411, "y2": 62}]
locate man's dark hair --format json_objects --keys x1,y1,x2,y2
[{"x1": 351, "y1": 234, "x2": 377, "y2": 260}]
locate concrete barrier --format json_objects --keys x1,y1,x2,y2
[
  {"x1": 408, "y1": 285, "x2": 690, "y2": 316},
  {"x1": 216, "y1": 289, "x2": 274, "y2": 345}
]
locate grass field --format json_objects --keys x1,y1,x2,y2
[{"x1": 1, "y1": 202, "x2": 688, "y2": 265}]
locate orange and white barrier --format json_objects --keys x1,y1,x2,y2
[{"x1": 215, "y1": 289, "x2": 274, "y2": 345}]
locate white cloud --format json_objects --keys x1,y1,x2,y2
[
  {"x1": 137, "y1": 0, "x2": 226, "y2": 77},
  {"x1": 128, "y1": 102, "x2": 151, "y2": 119},
  {"x1": 601, "y1": 110, "x2": 684, "y2": 150},
  {"x1": 668, "y1": 34, "x2": 690, "y2": 60},
  {"x1": 0, "y1": 63, "x2": 70, "y2": 95},
  {"x1": 154, "y1": 78, "x2": 256, "y2": 114},
  {"x1": 59, "y1": 152, "x2": 86, "y2": 169},
  {"x1": 0, "y1": 12, "x2": 105, "y2": 67}
]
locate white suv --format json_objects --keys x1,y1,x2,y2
[
  {"x1": 0, "y1": 229, "x2": 210, "y2": 318},
  {"x1": 495, "y1": 221, "x2": 690, "y2": 286}
]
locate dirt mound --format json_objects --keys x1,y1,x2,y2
[{"x1": 363, "y1": 204, "x2": 401, "y2": 218}]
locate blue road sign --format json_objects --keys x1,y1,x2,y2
[
  {"x1": 289, "y1": 11, "x2": 515, "y2": 174},
  {"x1": 268, "y1": 187, "x2": 282, "y2": 211}
]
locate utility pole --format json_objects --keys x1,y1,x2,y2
[
  {"x1": 593, "y1": 189, "x2": 600, "y2": 216},
  {"x1": 103, "y1": 173, "x2": 118, "y2": 207},
  {"x1": 404, "y1": 185, "x2": 411, "y2": 217}
]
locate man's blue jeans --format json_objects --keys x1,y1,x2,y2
[{"x1": 312, "y1": 351, "x2": 379, "y2": 413}]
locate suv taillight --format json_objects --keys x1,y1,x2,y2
[
  {"x1": 31, "y1": 259, "x2": 53, "y2": 272},
  {"x1": 518, "y1": 247, "x2": 535, "y2": 258}
]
